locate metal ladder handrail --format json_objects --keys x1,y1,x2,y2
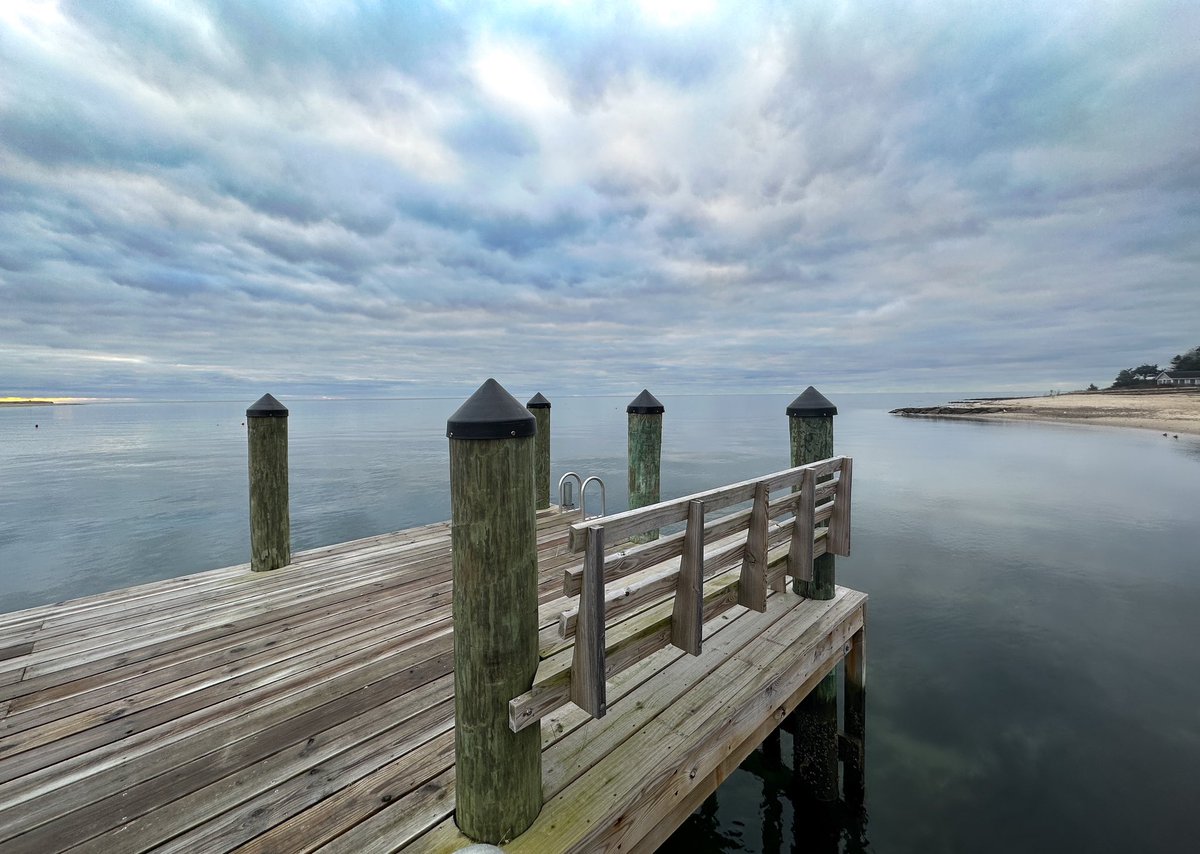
[
  {"x1": 580, "y1": 476, "x2": 606, "y2": 520},
  {"x1": 558, "y1": 472, "x2": 583, "y2": 509},
  {"x1": 558, "y1": 471, "x2": 606, "y2": 519}
]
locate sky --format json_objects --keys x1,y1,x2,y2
[{"x1": 1, "y1": 0, "x2": 1198, "y2": 400}]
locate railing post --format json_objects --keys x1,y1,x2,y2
[
  {"x1": 246, "y1": 394, "x2": 290, "y2": 572},
  {"x1": 737, "y1": 482, "x2": 769, "y2": 612},
  {"x1": 787, "y1": 386, "x2": 837, "y2": 599},
  {"x1": 526, "y1": 393, "x2": 551, "y2": 511},
  {"x1": 627, "y1": 389, "x2": 664, "y2": 543},
  {"x1": 672, "y1": 499, "x2": 704, "y2": 655},
  {"x1": 447, "y1": 378, "x2": 542, "y2": 843},
  {"x1": 571, "y1": 525, "x2": 606, "y2": 718}
]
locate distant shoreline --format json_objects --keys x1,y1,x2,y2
[
  {"x1": 0, "y1": 400, "x2": 57, "y2": 407},
  {"x1": 891, "y1": 388, "x2": 1200, "y2": 437}
]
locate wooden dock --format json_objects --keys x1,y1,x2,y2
[{"x1": 0, "y1": 467, "x2": 865, "y2": 852}]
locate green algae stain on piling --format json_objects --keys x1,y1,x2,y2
[
  {"x1": 787, "y1": 386, "x2": 837, "y2": 600},
  {"x1": 246, "y1": 393, "x2": 290, "y2": 572},
  {"x1": 526, "y1": 392, "x2": 551, "y2": 511},
  {"x1": 627, "y1": 389, "x2": 664, "y2": 543},
  {"x1": 447, "y1": 379, "x2": 542, "y2": 843},
  {"x1": 786, "y1": 385, "x2": 841, "y2": 816}
]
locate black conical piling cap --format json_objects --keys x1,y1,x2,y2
[
  {"x1": 246, "y1": 393, "x2": 288, "y2": 418},
  {"x1": 786, "y1": 386, "x2": 837, "y2": 418},
  {"x1": 447, "y1": 378, "x2": 536, "y2": 439},
  {"x1": 526, "y1": 392, "x2": 551, "y2": 409},
  {"x1": 627, "y1": 389, "x2": 665, "y2": 414}
]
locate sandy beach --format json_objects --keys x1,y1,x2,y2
[{"x1": 891, "y1": 389, "x2": 1200, "y2": 437}]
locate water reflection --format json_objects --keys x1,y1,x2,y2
[
  {"x1": 3, "y1": 396, "x2": 1198, "y2": 851},
  {"x1": 662, "y1": 661, "x2": 870, "y2": 854}
]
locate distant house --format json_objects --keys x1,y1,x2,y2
[{"x1": 1155, "y1": 370, "x2": 1200, "y2": 386}]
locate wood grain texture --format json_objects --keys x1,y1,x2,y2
[
  {"x1": 829, "y1": 457, "x2": 853, "y2": 556},
  {"x1": 627, "y1": 412, "x2": 663, "y2": 543},
  {"x1": 737, "y1": 482, "x2": 769, "y2": 612},
  {"x1": 570, "y1": 527, "x2": 606, "y2": 718},
  {"x1": 789, "y1": 469, "x2": 816, "y2": 588},
  {"x1": 498, "y1": 594, "x2": 868, "y2": 854},
  {"x1": 561, "y1": 499, "x2": 760, "y2": 597},
  {"x1": 0, "y1": 463, "x2": 868, "y2": 854},
  {"x1": 247, "y1": 414, "x2": 290, "y2": 572},
  {"x1": 531, "y1": 406, "x2": 551, "y2": 510},
  {"x1": 671, "y1": 500, "x2": 704, "y2": 655},
  {"x1": 509, "y1": 571, "x2": 745, "y2": 732},
  {"x1": 567, "y1": 456, "x2": 844, "y2": 553},
  {"x1": 449, "y1": 434, "x2": 542, "y2": 843},
  {"x1": 790, "y1": 415, "x2": 836, "y2": 600}
]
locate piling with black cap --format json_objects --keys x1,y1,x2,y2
[
  {"x1": 787, "y1": 386, "x2": 837, "y2": 600},
  {"x1": 447, "y1": 378, "x2": 542, "y2": 842},
  {"x1": 627, "y1": 389, "x2": 664, "y2": 543},
  {"x1": 246, "y1": 394, "x2": 290, "y2": 572},
  {"x1": 526, "y1": 393, "x2": 551, "y2": 511},
  {"x1": 786, "y1": 385, "x2": 840, "y2": 809}
]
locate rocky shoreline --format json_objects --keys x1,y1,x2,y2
[{"x1": 890, "y1": 399, "x2": 1026, "y2": 418}]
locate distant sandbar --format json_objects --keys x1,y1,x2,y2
[{"x1": 891, "y1": 389, "x2": 1200, "y2": 437}]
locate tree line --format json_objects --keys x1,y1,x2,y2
[{"x1": 1110, "y1": 345, "x2": 1200, "y2": 388}]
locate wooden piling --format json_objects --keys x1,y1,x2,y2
[
  {"x1": 787, "y1": 387, "x2": 837, "y2": 600},
  {"x1": 447, "y1": 379, "x2": 542, "y2": 843},
  {"x1": 526, "y1": 393, "x2": 551, "y2": 511},
  {"x1": 627, "y1": 389, "x2": 664, "y2": 543},
  {"x1": 786, "y1": 386, "x2": 841, "y2": 822},
  {"x1": 246, "y1": 393, "x2": 290, "y2": 572},
  {"x1": 843, "y1": 621, "x2": 867, "y2": 807}
]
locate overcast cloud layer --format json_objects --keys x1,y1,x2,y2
[{"x1": 2, "y1": 0, "x2": 1198, "y2": 398}]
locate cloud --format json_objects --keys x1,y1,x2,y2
[{"x1": 1, "y1": 0, "x2": 1198, "y2": 399}]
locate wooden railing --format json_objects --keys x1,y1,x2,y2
[{"x1": 508, "y1": 456, "x2": 852, "y2": 732}]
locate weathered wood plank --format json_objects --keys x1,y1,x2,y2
[
  {"x1": 737, "y1": 482, "x2": 769, "y2": 612},
  {"x1": 0, "y1": 567, "x2": 444, "y2": 705},
  {"x1": 510, "y1": 569, "x2": 746, "y2": 731},
  {"x1": 790, "y1": 468, "x2": 816, "y2": 585},
  {"x1": 628, "y1": 642, "x2": 845, "y2": 854},
  {"x1": 146, "y1": 711, "x2": 455, "y2": 854},
  {"x1": 232, "y1": 729, "x2": 456, "y2": 854},
  {"x1": 5, "y1": 680, "x2": 455, "y2": 853},
  {"x1": 561, "y1": 498, "x2": 763, "y2": 598},
  {"x1": 569, "y1": 526, "x2": 606, "y2": 718},
  {"x1": 671, "y1": 500, "x2": 704, "y2": 655},
  {"x1": 315, "y1": 767, "x2": 457, "y2": 854},
  {"x1": 0, "y1": 494, "x2": 865, "y2": 854},
  {"x1": 567, "y1": 457, "x2": 846, "y2": 552},
  {"x1": 1, "y1": 579, "x2": 453, "y2": 730},
  {"x1": 357, "y1": 588, "x2": 810, "y2": 854},
  {"x1": 556, "y1": 528, "x2": 756, "y2": 642},
  {"x1": 495, "y1": 592, "x2": 868, "y2": 853},
  {"x1": 0, "y1": 622, "x2": 455, "y2": 807},
  {"x1": 0, "y1": 643, "x2": 34, "y2": 663},
  {"x1": 829, "y1": 457, "x2": 853, "y2": 556}
]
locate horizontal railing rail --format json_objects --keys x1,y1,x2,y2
[{"x1": 508, "y1": 455, "x2": 852, "y2": 732}]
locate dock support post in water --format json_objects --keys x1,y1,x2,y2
[
  {"x1": 787, "y1": 386, "x2": 841, "y2": 813},
  {"x1": 787, "y1": 386, "x2": 838, "y2": 599},
  {"x1": 843, "y1": 617, "x2": 867, "y2": 807},
  {"x1": 627, "y1": 389, "x2": 664, "y2": 542},
  {"x1": 447, "y1": 378, "x2": 542, "y2": 843},
  {"x1": 246, "y1": 394, "x2": 290, "y2": 572},
  {"x1": 526, "y1": 392, "x2": 551, "y2": 510}
]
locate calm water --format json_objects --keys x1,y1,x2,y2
[{"x1": 2, "y1": 393, "x2": 1198, "y2": 853}]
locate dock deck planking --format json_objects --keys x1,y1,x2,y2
[{"x1": 0, "y1": 506, "x2": 866, "y2": 853}]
